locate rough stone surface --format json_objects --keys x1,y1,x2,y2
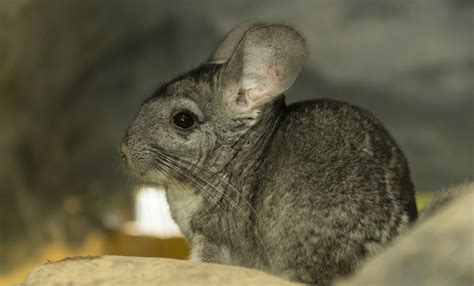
[
  {"x1": 337, "y1": 186, "x2": 474, "y2": 286},
  {"x1": 20, "y1": 256, "x2": 297, "y2": 286}
]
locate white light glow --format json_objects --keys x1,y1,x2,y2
[{"x1": 130, "y1": 186, "x2": 182, "y2": 237}]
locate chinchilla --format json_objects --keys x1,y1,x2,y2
[{"x1": 120, "y1": 23, "x2": 418, "y2": 285}]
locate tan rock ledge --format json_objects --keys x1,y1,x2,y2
[{"x1": 20, "y1": 255, "x2": 298, "y2": 286}]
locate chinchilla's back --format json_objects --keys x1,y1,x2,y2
[{"x1": 254, "y1": 99, "x2": 417, "y2": 284}]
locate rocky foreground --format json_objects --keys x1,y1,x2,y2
[{"x1": 21, "y1": 184, "x2": 473, "y2": 286}]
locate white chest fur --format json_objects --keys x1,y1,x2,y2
[{"x1": 165, "y1": 185, "x2": 203, "y2": 238}]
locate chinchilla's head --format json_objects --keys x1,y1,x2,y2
[{"x1": 120, "y1": 23, "x2": 306, "y2": 185}]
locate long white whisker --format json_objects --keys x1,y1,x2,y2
[{"x1": 155, "y1": 151, "x2": 273, "y2": 266}]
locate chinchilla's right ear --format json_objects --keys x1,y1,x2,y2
[{"x1": 209, "y1": 23, "x2": 307, "y2": 113}]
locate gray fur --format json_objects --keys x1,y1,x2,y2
[
  {"x1": 420, "y1": 182, "x2": 473, "y2": 219},
  {"x1": 120, "y1": 24, "x2": 417, "y2": 285}
]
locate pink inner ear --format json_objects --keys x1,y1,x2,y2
[
  {"x1": 268, "y1": 58, "x2": 282, "y2": 86},
  {"x1": 245, "y1": 58, "x2": 282, "y2": 103}
]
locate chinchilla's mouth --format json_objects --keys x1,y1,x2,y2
[
  {"x1": 122, "y1": 159, "x2": 167, "y2": 185},
  {"x1": 142, "y1": 169, "x2": 171, "y2": 185},
  {"x1": 119, "y1": 143, "x2": 187, "y2": 187}
]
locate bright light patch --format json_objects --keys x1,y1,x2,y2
[{"x1": 128, "y1": 186, "x2": 182, "y2": 237}]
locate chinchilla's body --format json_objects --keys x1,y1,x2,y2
[{"x1": 120, "y1": 23, "x2": 417, "y2": 285}]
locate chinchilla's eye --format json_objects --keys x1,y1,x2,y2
[{"x1": 173, "y1": 111, "x2": 195, "y2": 129}]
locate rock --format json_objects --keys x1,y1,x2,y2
[
  {"x1": 19, "y1": 184, "x2": 473, "y2": 285},
  {"x1": 20, "y1": 256, "x2": 296, "y2": 286},
  {"x1": 337, "y1": 184, "x2": 474, "y2": 286}
]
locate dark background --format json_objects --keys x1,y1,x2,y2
[{"x1": 0, "y1": 0, "x2": 472, "y2": 274}]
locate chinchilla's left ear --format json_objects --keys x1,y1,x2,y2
[{"x1": 209, "y1": 24, "x2": 307, "y2": 112}]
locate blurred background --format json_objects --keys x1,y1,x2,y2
[{"x1": 0, "y1": 0, "x2": 472, "y2": 284}]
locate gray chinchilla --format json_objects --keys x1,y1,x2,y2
[{"x1": 120, "y1": 23, "x2": 418, "y2": 285}]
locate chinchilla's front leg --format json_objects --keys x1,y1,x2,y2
[{"x1": 189, "y1": 235, "x2": 232, "y2": 265}]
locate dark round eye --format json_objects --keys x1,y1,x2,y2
[{"x1": 173, "y1": 112, "x2": 195, "y2": 129}]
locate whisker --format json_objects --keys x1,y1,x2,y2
[
  {"x1": 152, "y1": 150, "x2": 273, "y2": 266},
  {"x1": 155, "y1": 148, "x2": 266, "y2": 229},
  {"x1": 152, "y1": 156, "x2": 244, "y2": 259}
]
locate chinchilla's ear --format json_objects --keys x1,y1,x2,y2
[{"x1": 209, "y1": 23, "x2": 307, "y2": 112}]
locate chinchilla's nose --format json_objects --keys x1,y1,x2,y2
[
  {"x1": 119, "y1": 142, "x2": 130, "y2": 163},
  {"x1": 119, "y1": 131, "x2": 133, "y2": 163}
]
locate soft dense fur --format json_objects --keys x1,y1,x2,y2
[
  {"x1": 420, "y1": 182, "x2": 473, "y2": 219},
  {"x1": 120, "y1": 24, "x2": 417, "y2": 285}
]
